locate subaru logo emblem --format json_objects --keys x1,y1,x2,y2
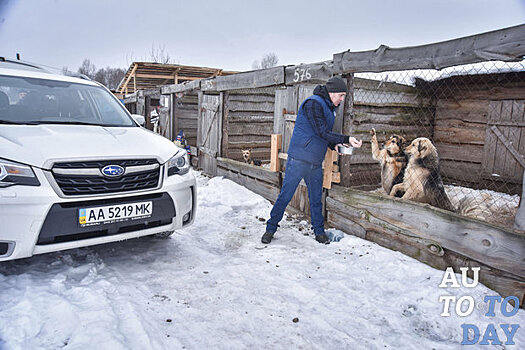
[{"x1": 101, "y1": 165, "x2": 125, "y2": 177}]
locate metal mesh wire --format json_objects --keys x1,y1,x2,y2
[{"x1": 348, "y1": 60, "x2": 525, "y2": 229}]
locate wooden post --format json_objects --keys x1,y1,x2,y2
[
  {"x1": 270, "y1": 134, "x2": 282, "y2": 172},
  {"x1": 340, "y1": 74, "x2": 354, "y2": 186},
  {"x1": 323, "y1": 149, "x2": 339, "y2": 189},
  {"x1": 514, "y1": 169, "x2": 525, "y2": 230}
]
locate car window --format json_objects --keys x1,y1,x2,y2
[{"x1": 0, "y1": 75, "x2": 135, "y2": 126}]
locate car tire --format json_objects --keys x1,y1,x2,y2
[{"x1": 153, "y1": 230, "x2": 175, "y2": 239}]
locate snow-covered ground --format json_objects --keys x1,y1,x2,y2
[{"x1": 0, "y1": 170, "x2": 523, "y2": 349}]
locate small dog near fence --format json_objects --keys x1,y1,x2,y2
[
  {"x1": 370, "y1": 128, "x2": 408, "y2": 197},
  {"x1": 241, "y1": 149, "x2": 262, "y2": 166},
  {"x1": 389, "y1": 137, "x2": 455, "y2": 212}
]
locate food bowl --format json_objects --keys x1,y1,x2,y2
[{"x1": 337, "y1": 145, "x2": 354, "y2": 155}]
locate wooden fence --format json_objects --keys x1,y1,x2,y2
[{"x1": 121, "y1": 24, "x2": 525, "y2": 307}]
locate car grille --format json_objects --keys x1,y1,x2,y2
[{"x1": 52, "y1": 159, "x2": 161, "y2": 196}]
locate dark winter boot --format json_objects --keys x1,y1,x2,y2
[
  {"x1": 315, "y1": 234, "x2": 330, "y2": 245},
  {"x1": 261, "y1": 231, "x2": 274, "y2": 244}
]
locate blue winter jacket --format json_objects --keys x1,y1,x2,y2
[{"x1": 287, "y1": 87, "x2": 345, "y2": 166}]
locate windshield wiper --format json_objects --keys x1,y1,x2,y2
[
  {"x1": 0, "y1": 120, "x2": 40, "y2": 125},
  {"x1": 26, "y1": 120, "x2": 102, "y2": 126}
]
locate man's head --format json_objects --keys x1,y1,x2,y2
[{"x1": 325, "y1": 76, "x2": 347, "y2": 107}]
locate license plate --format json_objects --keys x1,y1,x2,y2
[{"x1": 79, "y1": 201, "x2": 153, "y2": 227}]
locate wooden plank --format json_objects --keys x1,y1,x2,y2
[
  {"x1": 217, "y1": 157, "x2": 280, "y2": 185},
  {"x1": 215, "y1": 66, "x2": 285, "y2": 91},
  {"x1": 323, "y1": 149, "x2": 336, "y2": 189},
  {"x1": 274, "y1": 87, "x2": 298, "y2": 135},
  {"x1": 354, "y1": 77, "x2": 418, "y2": 93},
  {"x1": 227, "y1": 94, "x2": 275, "y2": 103},
  {"x1": 435, "y1": 99, "x2": 489, "y2": 124},
  {"x1": 516, "y1": 101, "x2": 525, "y2": 178},
  {"x1": 435, "y1": 142, "x2": 484, "y2": 163},
  {"x1": 333, "y1": 24, "x2": 525, "y2": 73},
  {"x1": 440, "y1": 160, "x2": 482, "y2": 183},
  {"x1": 229, "y1": 134, "x2": 272, "y2": 143},
  {"x1": 297, "y1": 85, "x2": 316, "y2": 111},
  {"x1": 227, "y1": 115, "x2": 273, "y2": 124},
  {"x1": 284, "y1": 61, "x2": 333, "y2": 85},
  {"x1": 353, "y1": 109, "x2": 433, "y2": 125},
  {"x1": 498, "y1": 100, "x2": 521, "y2": 177},
  {"x1": 227, "y1": 101, "x2": 275, "y2": 113},
  {"x1": 270, "y1": 134, "x2": 282, "y2": 172},
  {"x1": 120, "y1": 63, "x2": 138, "y2": 93},
  {"x1": 217, "y1": 167, "x2": 280, "y2": 202},
  {"x1": 221, "y1": 92, "x2": 229, "y2": 159},
  {"x1": 333, "y1": 204, "x2": 525, "y2": 306},
  {"x1": 222, "y1": 86, "x2": 278, "y2": 95},
  {"x1": 161, "y1": 79, "x2": 201, "y2": 94},
  {"x1": 326, "y1": 211, "x2": 367, "y2": 239},
  {"x1": 198, "y1": 150, "x2": 217, "y2": 177},
  {"x1": 340, "y1": 73, "x2": 355, "y2": 187},
  {"x1": 490, "y1": 125, "x2": 525, "y2": 169},
  {"x1": 434, "y1": 119, "x2": 486, "y2": 145},
  {"x1": 328, "y1": 186, "x2": 525, "y2": 278},
  {"x1": 354, "y1": 88, "x2": 429, "y2": 108},
  {"x1": 482, "y1": 101, "x2": 501, "y2": 175},
  {"x1": 200, "y1": 78, "x2": 217, "y2": 92},
  {"x1": 327, "y1": 197, "x2": 525, "y2": 307},
  {"x1": 228, "y1": 140, "x2": 271, "y2": 149},
  {"x1": 228, "y1": 123, "x2": 273, "y2": 136}
]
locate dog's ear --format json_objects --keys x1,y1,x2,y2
[{"x1": 417, "y1": 140, "x2": 427, "y2": 154}]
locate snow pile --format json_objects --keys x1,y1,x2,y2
[{"x1": 0, "y1": 170, "x2": 523, "y2": 349}]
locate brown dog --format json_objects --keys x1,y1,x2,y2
[
  {"x1": 241, "y1": 149, "x2": 262, "y2": 166},
  {"x1": 370, "y1": 128, "x2": 408, "y2": 197},
  {"x1": 389, "y1": 137, "x2": 455, "y2": 212}
]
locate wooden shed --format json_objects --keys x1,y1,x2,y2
[
  {"x1": 416, "y1": 70, "x2": 525, "y2": 195},
  {"x1": 118, "y1": 62, "x2": 237, "y2": 95}
]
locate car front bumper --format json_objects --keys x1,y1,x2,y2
[{"x1": 0, "y1": 168, "x2": 196, "y2": 261}]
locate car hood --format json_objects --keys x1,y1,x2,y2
[{"x1": 0, "y1": 125, "x2": 180, "y2": 169}]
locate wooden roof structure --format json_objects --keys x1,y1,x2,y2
[{"x1": 118, "y1": 62, "x2": 237, "y2": 94}]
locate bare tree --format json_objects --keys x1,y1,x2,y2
[
  {"x1": 261, "y1": 52, "x2": 279, "y2": 69},
  {"x1": 106, "y1": 67, "x2": 126, "y2": 90},
  {"x1": 252, "y1": 53, "x2": 279, "y2": 70},
  {"x1": 92, "y1": 67, "x2": 126, "y2": 90},
  {"x1": 149, "y1": 44, "x2": 171, "y2": 64},
  {"x1": 78, "y1": 59, "x2": 96, "y2": 79}
]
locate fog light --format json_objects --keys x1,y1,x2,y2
[
  {"x1": 0, "y1": 241, "x2": 14, "y2": 257},
  {"x1": 183, "y1": 212, "x2": 191, "y2": 224}
]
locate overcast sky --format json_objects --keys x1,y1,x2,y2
[{"x1": 0, "y1": 0, "x2": 524, "y2": 73}]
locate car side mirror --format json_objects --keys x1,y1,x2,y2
[{"x1": 131, "y1": 114, "x2": 145, "y2": 126}]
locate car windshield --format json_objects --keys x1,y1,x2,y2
[{"x1": 0, "y1": 75, "x2": 136, "y2": 127}]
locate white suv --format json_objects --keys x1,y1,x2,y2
[{"x1": 0, "y1": 58, "x2": 196, "y2": 261}]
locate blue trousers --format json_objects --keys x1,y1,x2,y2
[{"x1": 266, "y1": 157, "x2": 325, "y2": 236}]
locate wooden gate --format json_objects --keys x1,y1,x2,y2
[
  {"x1": 198, "y1": 93, "x2": 222, "y2": 176},
  {"x1": 482, "y1": 100, "x2": 525, "y2": 185}
]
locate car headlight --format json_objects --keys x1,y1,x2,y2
[
  {"x1": 166, "y1": 151, "x2": 190, "y2": 176},
  {"x1": 0, "y1": 159, "x2": 40, "y2": 187}
]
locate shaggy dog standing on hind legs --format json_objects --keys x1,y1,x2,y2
[
  {"x1": 389, "y1": 137, "x2": 455, "y2": 212},
  {"x1": 370, "y1": 128, "x2": 408, "y2": 197}
]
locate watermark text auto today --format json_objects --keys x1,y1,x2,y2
[{"x1": 438, "y1": 267, "x2": 521, "y2": 346}]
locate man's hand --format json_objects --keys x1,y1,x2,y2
[
  {"x1": 347, "y1": 137, "x2": 362, "y2": 148},
  {"x1": 335, "y1": 143, "x2": 345, "y2": 155}
]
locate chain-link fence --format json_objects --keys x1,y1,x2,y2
[{"x1": 347, "y1": 60, "x2": 525, "y2": 229}]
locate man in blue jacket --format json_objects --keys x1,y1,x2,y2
[{"x1": 262, "y1": 76, "x2": 362, "y2": 245}]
